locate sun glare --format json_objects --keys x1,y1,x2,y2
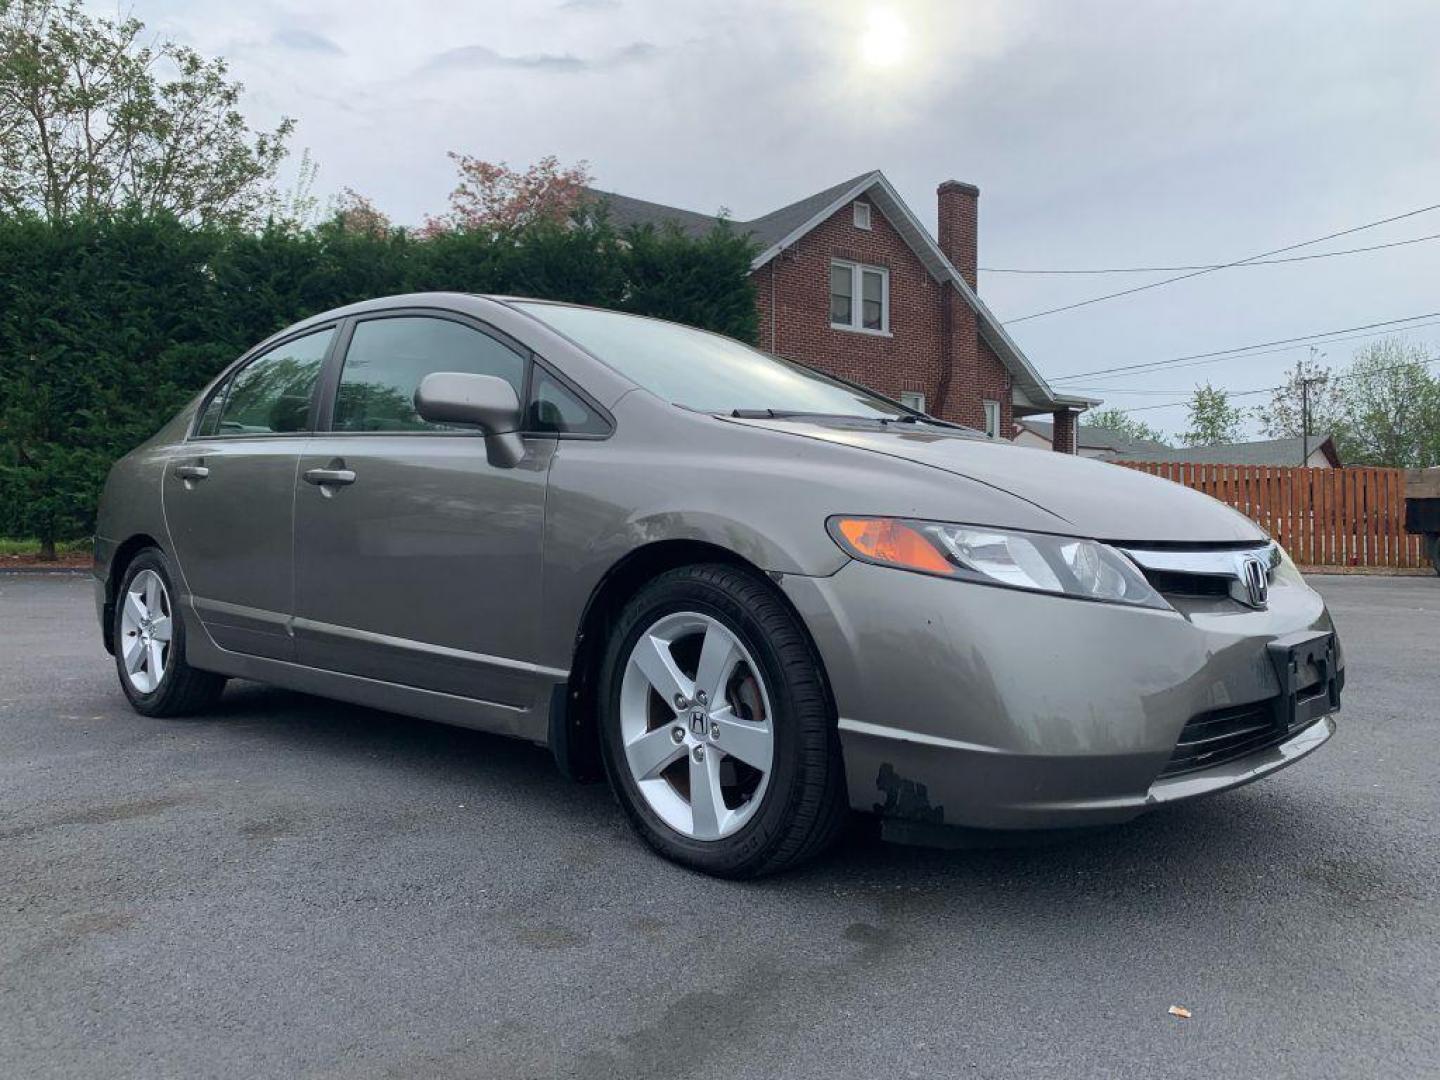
[{"x1": 860, "y1": 8, "x2": 910, "y2": 69}]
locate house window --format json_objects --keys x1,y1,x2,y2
[
  {"x1": 853, "y1": 201, "x2": 872, "y2": 230},
  {"x1": 899, "y1": 391, "x2": 925, "y2": 413},
  {"x1": 829, "y1": 260, "x2": 889, "y2": 334},
  {"x1": 983, "y1": 400, "x2": 1001, "y2": 439}
]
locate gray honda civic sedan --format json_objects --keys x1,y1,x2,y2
[{"x1": 95, "y1": 292, "x2": 1343, "y2": 876}]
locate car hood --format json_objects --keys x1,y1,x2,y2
[{"x1": 723, "y1": 417, "x2": 1267, "y2": 544}]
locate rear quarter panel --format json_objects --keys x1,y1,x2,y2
[{"x1": 94, "y1": 406, "x2": 198, "y2": 615}]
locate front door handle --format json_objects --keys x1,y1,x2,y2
[
  {"x1": 173, "y1": 464, "x2": 209, "y2": 481},
  {"x1": 303, "y1": 467, "x2": 356, "y2": 487}
]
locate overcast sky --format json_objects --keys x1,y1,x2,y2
[{"x1": 121, "y1": 0, "x2": 1440, "y2": 439}]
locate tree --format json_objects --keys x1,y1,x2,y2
[
  {"x1": 1182, "y1": 383, "x2": 1244, "y2": 446},
  {"x1": 1330, "y1": 339, "x2": 1440, "y2": 467},
  {"x1": 1084, "y1": 406, "x2": 1169, "y2": 447},
  {"x1": 1257, "y1": 338, "x2": 1440, "y2": 466},
  {"x1": 0, "y1": 213, "x2": 225, "y2": 556},
  {"x1": 0, "y1": 0, "x2": 292, "y2": 225},
  {"x1": 275, "y1": 148, "x2": 321, "y2": 231},
  {"x1": 329, "y1": 187, "x2": 391, "y2": 238},
  {"x1": 1256, "y1": 351, "x2": 1346, "y2": 445},
  {"x1": 422, "y1": 154, "x2": 591, "y2": 235}
]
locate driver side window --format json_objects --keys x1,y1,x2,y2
[{"x1": 332, "y1": 316, "x2": 527, "y2": 433}]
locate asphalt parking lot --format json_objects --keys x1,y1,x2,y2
[{"x1": 1, "y1": 573, "x2": 1436, "y2": 1079}]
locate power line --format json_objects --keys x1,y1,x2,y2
[
  {"x1": 1103, "y1": 353, "x2": 1440, "y2": 415},
  {"x1": 1113, "y1": 387, "x2": 1275, "y2": 414},
  {"x1": 981, "y1": 231, "x2": 1440, "y2": 274},
  {"x1": 1071, "y1": 387, "x2": 1219, "y2": 395},
  {"x1": 1073, "y1": 320, "x2": 1440, "y2": 391},
  {"x1": 1049, "y1": 311, "x2": 1440, "y2": 383},
  {"x1": 1057, "y1": 317, "x2": 1440, "y2": 387},
  {"x1": 1001, "y1": 202, "x2": 1440, "y2": 324}
]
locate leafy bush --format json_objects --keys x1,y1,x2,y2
[{"x1": 0, "y1": 210, "x2": 757, "y2": 550}]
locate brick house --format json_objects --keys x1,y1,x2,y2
[{"x1": 586, "y1": 171, "x2": 1095, "y2": 450}]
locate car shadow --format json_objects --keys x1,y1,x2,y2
[
  {"x1": 199, "y1": 678, "x2": 610, "y2": 813},
  {"x1": 188, "y1": 679, "x2": 1374, "y2": 919}
]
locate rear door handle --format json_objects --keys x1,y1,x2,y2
[
  {"x1": 303, "y1": 467, "x2": 356, "y2": 487},
  {"x1": 173, "y1": 464, "x2": 209, "y2": 481}
]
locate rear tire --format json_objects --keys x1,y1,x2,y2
[
  {"x1": 597, "y1": 563, "x2": 847, "y2": 878},
  {"x1": 114, "y1": 548, "x2": 226, "y2": 717}
]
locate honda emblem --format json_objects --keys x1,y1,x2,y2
[{"x1": 1239, "y1": 554, "x2": 1269, "y2": 609}]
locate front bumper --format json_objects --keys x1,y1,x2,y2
[{"x1": 781, "y1": 560, "x2": 1341, "y2": 832}]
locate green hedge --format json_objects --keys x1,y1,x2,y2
[{"x1": 0, "y1": 211, "x2": 758, "y2": 549}]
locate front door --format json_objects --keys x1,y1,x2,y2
[
  {"x1": 162, "y1": 326, "x2": 335, "y2": 659},
  {"x1": 293, "y1": 312, "x2": 554, "y2": 713}
]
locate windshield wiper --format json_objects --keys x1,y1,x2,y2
[
  {"x1": 729, "y1": 408, "x2": 864, "y2": 421},
  {"x1": 730, "y1": 407, "x2": 972, "y2": 431},
  {"x1": 880, "y1": 413, "x2": 971, "y2": 430}
]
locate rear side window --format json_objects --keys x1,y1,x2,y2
[
  {"x1": 332, "y1": 316, "x2": 527, "y2": 433},
  {"x1": 206, "y1": 328, "x2": 333, "y2": 436}
]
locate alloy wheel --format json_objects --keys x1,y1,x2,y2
[
  {"x1": 619, "y1": 611, "x2": 775, "y2": 841},
  {"x1": 119, "y1": 569, "x2": 172, "y2": 694}
]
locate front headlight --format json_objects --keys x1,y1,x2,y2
[
  {"x1": 827, "y1": 516, "x2": 1169, "y2": 609},
  {"x1": 1271, "y1": 542, "x2": 1306, "y2": 588}
]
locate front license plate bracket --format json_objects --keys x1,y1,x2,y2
[{"x1": 1266, "y1": 630, "x2": 1341, "y2": 732}]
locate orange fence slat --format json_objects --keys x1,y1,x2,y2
[
  {"x1": 1359, "y1": 472, "x2": 1370, "y2": 570},
  {"x1": 1296, "y1": 463, "x2": 1307, "y2": 552},
  {"x1": 1361, "y1": 469, "x2": 1372, "y2": 566},
  {"x1": 1344, "y1": 468, "x2": 1358, "y2": 565},
  {"x1": 1376, "y1": 469, "x2": 1388, "y2": 565},
  {"x1": 1296, "y1": 467, "x2": 1311, "y2": 565}
]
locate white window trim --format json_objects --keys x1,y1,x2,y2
[
  {"x1": 899, "y1": 391, "x2": 926, "y2": 413},
  {"x1": 853, "y1": 201, "x2": 872, "y2": 230},
  {"x1": 830, "y1": 259, "x2": 891, "y2": 336},
  {"x1": 982, "y1": 400, "x2": 1001, "y2": 439}
]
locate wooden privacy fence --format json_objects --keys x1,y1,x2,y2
[{"x1": 1114, "y1": 462, "x2": 1426, "y2": 568}]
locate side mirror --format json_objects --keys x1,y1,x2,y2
[{"x1": 414, "y1": 372, "x2": 525, "y2": 468}]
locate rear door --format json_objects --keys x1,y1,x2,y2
[
  {"x1": 162, "y1": 326, "x2": 336, "y2": 659},
  {"x1": 292, "y1": 311, "x2": 556, "y2": 711}
]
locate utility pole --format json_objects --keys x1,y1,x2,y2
[
  {"x1": 1298, "y1": 357, "x2": 1309, "y2": 466},
  {"x1": 1297, "y1": 346, "x2": 1324, "y2": 467}
]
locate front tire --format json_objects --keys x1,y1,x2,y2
[
  {"x1": 598, "y1": 564, "x2": 847, "y2": 878},
  {"x1": 113, "y1": 548, "x2": 226, "y2": 717}
]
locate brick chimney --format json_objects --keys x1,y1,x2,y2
[
  {"x1": 1051, "y1": 409, "x2": 1077, "y2": 454},
  {"x1": 937, "y1": 180, "x2": 979, "y2": 291}
]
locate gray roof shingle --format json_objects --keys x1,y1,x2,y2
[
  {"x1": 1111, "y1": 434, "x2": 1340, "y2": 466},
  {"x1": 1017, "y1": 418, "x2": 1170, "y2": 456},
  {"x1": 741, "y1": 173, "x2": 877, "y2": 249},
  {"x1": 581, "y1": 172, "x2": 877, "y2": 248},
  {"x1": 580, "y1": 188, "x2": 726, "y2": 239}
]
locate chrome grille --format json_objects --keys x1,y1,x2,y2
[{"x1": 1119, "y1": 543, "x2": 1279, "y2": 607}]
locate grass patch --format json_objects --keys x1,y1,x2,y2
[{"x1": 0, "y1": 537, "x2": 93, "y2": 557}]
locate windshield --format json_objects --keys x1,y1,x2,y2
[{"x1": 512, "y1": 302, "x2": 910, "y2": 419}]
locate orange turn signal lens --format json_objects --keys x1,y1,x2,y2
[{"x1": 831, "y1": 517, "x2": 956, "y2": 576}]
